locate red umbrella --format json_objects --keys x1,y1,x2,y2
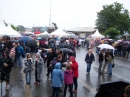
[{"x1": 34, "y1": 31, "x2": 41, "y2": 34}]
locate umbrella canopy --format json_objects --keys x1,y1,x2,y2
[
  {"x1": 34, "y1": 31, "x2": 41, "y2": 34},
  {"x1": 27, "y1": 39, "x2": 37, "y2": 47},
  {"x1": 18, "y1": 36, "x2": 32, "y2": 42},
  {"x1": 98, "y1": 80, "x2": 129, "y2": 97},
  {"x1": 91, "y1": 29, "x2": 105, "y2": 38},
  {"x1": 98, "y1": 44, "x2": 115, "y2": 50},
  {"x1": 60, "y1": 48, "x2": 74, "y2": 53},
  {"x1": 3, "y1": 35, "x2": 10, "y2": 39},
  {"x1": 41, "y1": 31, "x2": 49, "y2": 35}
]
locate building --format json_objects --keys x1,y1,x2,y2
[
  {"x1": 32, "y1": 26, "x2": 54, "y2": 33},
  {"x1": 67, "y1": 27, "x2": 96, "y2": 38}
]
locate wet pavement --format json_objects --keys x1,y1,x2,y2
[{"x1": 0, "y1": 47, "x2": 130, "y2": 97}]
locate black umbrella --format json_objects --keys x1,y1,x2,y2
[
  {"x1": 60, "y1": 48, "x2": 74, "y2": 53},
  {"x1": 9, "y1": 40, "x2": 18, "y2": 43},
  {"x1": 3, "y1": 35, "x2": 10, "y2": 39},
  {"x1": 97, "y1": 80, "x2": 130, "y2": 97},
  {"x1": 18, "y1": 36, "x2": 32, "y2": 42},
  {"x1": 27, "y1": 39, "x2": 37, "y2": 47}
]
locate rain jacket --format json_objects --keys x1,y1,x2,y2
[
  {"x1": 69, "y1": 56, "x2": 79, "y2": 77},
  {"x1": 64, "y1": 70, "x2": 74, "y2": 84},
  {"x1": 24, "y1": 53, "x2": 33, "y2": 72},
  {"x1": 34, "y1": 52, "x2": 44, "y2": 80},
  {"x1": 52, "y1": 62, "x2": 63, "y2": 87}
]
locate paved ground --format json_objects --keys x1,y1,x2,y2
[{"x1": 0, "y1": 47, "x2": 130, "y2": 97}]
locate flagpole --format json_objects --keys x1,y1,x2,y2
[{"x1": 49, "y1": 0, "x2": 52, "y2": 26}]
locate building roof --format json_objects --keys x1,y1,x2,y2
[{"x1": 67, "y1": 27, "x2": 96, "y2": 33}]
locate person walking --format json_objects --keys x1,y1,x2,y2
[
  {"x1": 85, "y1": 49, "x2": 95, "y2": 74},
  {"x1": 69, "y1": 56, "x2": 79, "y2": 93},
  {"x1": 34, "y1": 52, "x2": 44, "y2": 85},
  {"x1": 63, "y1": 64, "x2": 73, "y2": 97},
  {"x1": 51, "y1": 62, "x2": 64, "y2": 97},
  {"x1": 16, "y1": 43, "x2": 24, "y2": 67},
  {"x1": 24, "y1": 53, "x2": 33, "y2": 84},
  {"x1": 106, "y1": 52, "x2": 113, "y2": 76},
  {"x1": 102, "y1": 49, "x2": 109, "y2": 74},
  {"x1": 1, "y1": 50, "x2": 13, "y2": 90},
  {"x1": 98, "y1": 49, "x2": 104, "y2": 75}
]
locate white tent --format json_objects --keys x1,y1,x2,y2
[
  {"x1": 50, "y1": 29, "x2": 68, "y2": 36},
  {"x1": 0, "y1": 20, "x2": 9, "y2": 36},
  {"x1": 41, "y1": 31, "x2": 49, "y2": 35},
  {"x1": 91, "y1": 29, "x2": 105, "y2": 38},
  {"x1": 7, "y1": 24, "x2": 21, "y2": 37}
]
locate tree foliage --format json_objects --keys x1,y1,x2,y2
[
  {"x1": 96, "y1": 2, "x2": 130, "y2": 35},
  {"x1": 104, "y1": 27, "x2": 120, "y2": 39}
]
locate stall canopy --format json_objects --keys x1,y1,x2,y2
[
  {"x1": 41, "y1": 31, "x2": 49, "y2": 35},
  {"x1": 50, "y1": 29, "x2": 68, "y2": 36},
  {"x1": 91, "y1": 29, "x2": 105, "y2": 38},
  {"x1": 7, "y1": 24, "x2": 21, "y2": 37},
  {"x1": 0, "y1": 20, "x2": 21, "y2": 37}
]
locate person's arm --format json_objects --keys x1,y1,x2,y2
[{"x1": 85, "y1": 54, "x2": 88, "y2": 61}]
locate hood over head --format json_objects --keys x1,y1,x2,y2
[
  {"x1": 69, "y1": 56, "x2": 75, "y2": 62},
  {"x1": 3, "y1": 50, "x2": 9, "y2": 56},
  {"x1": 55, "y1": 62, "x2": 61, "y2": 69},
  {"x1": 36, "y1": 52, "x2": 41, "y2": 58}
]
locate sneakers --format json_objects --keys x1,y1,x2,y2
[{"x1": 5, "y1": 85, "x2": 10, "y2": 91}]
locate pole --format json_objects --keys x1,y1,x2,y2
[{"x1": 49, "y1": 0, "x2": 52, "y2": 26}]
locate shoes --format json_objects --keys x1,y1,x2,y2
[
  {"x1": 5, "y1": 85, "x2": 10, "y2": 91},
  {"x1": 34, "y1": 82, "x2": 38, "y2": 85},
  {"x1": 86, "y1": 72, "x2": 90, "y2": 74},
  {"x1": 73, "y1": 90, "x2": 77, "y2": 93},
  {"x1": 46, "y1": 74, "x2": 49, "y2": 76}
]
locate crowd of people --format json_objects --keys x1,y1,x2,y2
[{"x1": 0, "y1": 36, "x2": 130, "y2": 97}]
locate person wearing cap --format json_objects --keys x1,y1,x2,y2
[
  {"x1": 1, "y1": 50, "x2": 13, "y2": 90},
  {"x1": 124, "y1": 85, "x2": 130, "y2": 97}
]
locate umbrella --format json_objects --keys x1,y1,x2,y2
[
  {"x1": 34, "y1": 31, "x2": 41, "y2": 34},
  {"x1": 60, "y1": 48, "x2": 74, "y2": 53},
  {"x1": 37, "y1": 36, "x2": 42, "y2": 40},
  {"x1": 97, "y1": 80, "x2": 129, "y2": 97},
  {"x1": 3, "y1": 35, "x2": 10, "y2": 39},
  {"x1": 9, "y1": 40, "x2": 18, "y2": 43},
  {"x1": 98, "y1": 44, "x2": 115, "y2": 50},
  {"x1": 27, "y1": 39, "x2": 37, "y2": 47},
  {"x1": 18, "y1": 36, "x2": 32, "y2": 42}
]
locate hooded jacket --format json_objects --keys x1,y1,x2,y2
[
  {"x1": 64, "y1": 70, "x2": 74, "y2": 84},
  {"x1": 52, "y1": 62, "x2": 63, "y2": 87},
  {"x1": 69, "y1": 56, "x2": 79, "y2": 77}
]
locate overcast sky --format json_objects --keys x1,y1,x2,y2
[{"x1": 0, "y1": 0, "x2": 130, "y2": 29}]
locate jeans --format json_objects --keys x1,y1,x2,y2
[
  {"x1": 99, "y1": 61, "x2": 103, "y2": 74},
  {"x1": 52, "y1": 87, "x2": 60, "y2": 97},
  {"x1": 108, "y1": 63, "x2": 112, "y2": 75},
  {"x1": 25, "y1": 70, "x2": 31, "y2": 83},
  {"x1": 17, "y1": 56, "x2": 22, "y2": 67},
  {"x1": 73, "y1": 77, "x2": 78, "y2": 90},
  {"x1": 87, "y1": 63, "x2": 91, "y2": 73},
  {"x1": 63, "y1": 84, "x2": 73, "y2": 97}
]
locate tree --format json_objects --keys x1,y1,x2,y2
[
  {"x1": 104, "y1": 27, "x2": 120, "y2": 39},
  {"x1": 96, "y1": 2, "x2": 130, "y2": 35},
  {"x1": 11, "y1": 24, "x2": 17, "y2": 31}
]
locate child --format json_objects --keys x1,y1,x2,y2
[
  {"x1": 51, "y1": 62, "x2": 64, "y2": 97},
  {"x1": 63, "y1": 63, "x2": 74, "y2": 97}
]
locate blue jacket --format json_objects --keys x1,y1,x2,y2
[
  {"x1": 16, "y1": 46, "x2": 24, "y2": 57},
  {"x1": 52, "y1": 62, "x2": 63, "y2": 87}
]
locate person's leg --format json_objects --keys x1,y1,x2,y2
[
  {"x1": 29, "y1": 71, "x2": 31, "y2": 84},
  {"x1": 52, "y1": 87, "x2": 56, "y2": 97},
  {"x1": 87, "y1": 63, "x2": 90, "y2": 73},
  {"x1": 63, "y1": 84, "x2": 68, "y2": 97},
  {"x1": 69, "y1": 84, "x2": 73, "y2": 97},
  {"x1": 19, "y1": 56, "x2": 22, "y2": 67},
  {"x1": 73, "y1": 77, "x2": 78, "y2": 91},
  {"x1": 5, "y1": 73, "x2": 10, "y2": 90},
  {"x1": 55, "y1": 87, "x2": 60, "y2": 97},
  {"x1": 102, "y1": 61, "x2": 107, "y2": 73},
  {"x1": 17, "y1": 57, "x2": 20, "y2": 67},
  {"x1": 98, "y1": 61, "x2": 103, "y2": 74},
  {"x1": 34, "y1": 69, "x2": 38, "y2": 83},
  {"x1": 25, "y1": 71, "x2": 28, "y2": 83},
  {"x1": 108, "y1": 64, "x2": 112, "y2": 75}
]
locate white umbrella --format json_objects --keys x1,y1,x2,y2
[{"x1": 98, "y1": 44, "x2": 115, "y2": 50}]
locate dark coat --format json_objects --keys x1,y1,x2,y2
[
  {"x1": 85, "y1": 53, "x2": 95, "y2": 63},
  {"x1": 2, "y1": 56, "x2": 13, "y2": 73},
  {"x1": 99, "y1": 52, "x2": 104, "y2": 62}
]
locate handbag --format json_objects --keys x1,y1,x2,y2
[{"x1": 112, "y1": 61, "x2": 115, "y2": 68}]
